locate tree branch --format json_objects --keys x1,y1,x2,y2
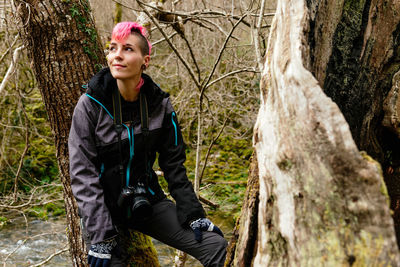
[
  {"x1": 29, "y1": 247, "x2": 69, "y2": 267},
  {"x1": 200, "y1": 14, "x2": 247, "y2": 91},
  {"x1": 199, "y1": 116, "x2": 229, "y2": 184},
  {"x1": 194, "y1": 18, "x2": 240, "y2": 40},
  {"x1": 199, "y1": 195, "x2": 219, "y2": 208},
  {"x1": 253, "y1": 0, "x2": 266, "y2": 71},
  {"x1": 13, "y1": 89, "x2": 30, "y2": 201},
  {"x1": 152, "y1": 32, "x2": 178, "y2": 46},
  {"x1": 153, "y1": 170, "x2": 219, "y2": 209},
  {"x1": 0, "y1": 35, "x2": 19, "y2": 65},
  {"x1": 180, "y1": 33, "x2": 201, "y2": 81},
  {"x1": 136, "y1": 0, "x2": 201, "y2": 89},
  {"x1": 205, "y1": 68, "x2": 259, "y2": 89},
  {"x1": 2, "y1": 232, "x2": 63, "y2": 266},
  {"x1": 0, "y1": 45, "x2": 24, "y2": 95}
]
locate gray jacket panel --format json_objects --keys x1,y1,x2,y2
[{"x1": 69, "y1": 94, "x2": 117, "y2": 244}]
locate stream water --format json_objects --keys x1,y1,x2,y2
[{"x1": 0, "y1": 214, "x2": 233, "y2": 266}]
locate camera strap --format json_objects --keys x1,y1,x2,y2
[
  {"x1": 140, "y1": 91, "x2": 150, "y2": 186},
  {"x1": 112, "y1": 86, "x2": 125, "y2": 187},
  {"x1": 112, "y1": 86, "x2": 150, "y2": 188}
]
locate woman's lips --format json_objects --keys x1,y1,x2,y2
[{"x1": 113, "y1": 64, "x2": 125, "y2": 69}]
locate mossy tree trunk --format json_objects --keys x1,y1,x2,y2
[
  {"x1": 224, "y1": 153, "x2": 259, "y2": 267},
  {"x1": 14, "y1": 0, "x2": 159, "y2": 266},
  {"x1": 313, "y1": 0, "x2": 400, "y2": 247},
  {"x1": 229, "y1": 0, "x2": 400, "y2": 265}
]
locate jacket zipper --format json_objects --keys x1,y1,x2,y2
[{"x1": 86, "y1": 93, "x2": 152, "y2": 193}]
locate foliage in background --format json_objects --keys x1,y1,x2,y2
[
  {"x1": 0, "y1": 20, "x2": 63, "y2": 221},
  {"x1": 0, "y1": 49, "x2": 58, "y2": 194}
]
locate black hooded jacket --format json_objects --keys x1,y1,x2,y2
[{"x1": 68, "y1": 68, "x2": 205, "y2": 244}]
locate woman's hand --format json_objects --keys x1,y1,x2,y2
[
  {"x1": 189, "y1": 218, "x2": 224, "y2": 242},
  {"x1": 88, "y1": 238, "x2": 117, "y2": 267}
]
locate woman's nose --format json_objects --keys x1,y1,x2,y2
[{"x1": 114, "y1": 48, "x2": 123, "y2": 59}]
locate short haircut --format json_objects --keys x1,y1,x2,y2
[{"x1": 111, "y1": 22, "x2": 152, "y2": 55}]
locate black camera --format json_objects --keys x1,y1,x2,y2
[{"x1": 117, "y1": 182, "x2": 152, "y2": 219}]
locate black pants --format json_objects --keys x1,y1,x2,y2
[{"x1": 83, "y1": 199, "x2": 227, "y2": 267}]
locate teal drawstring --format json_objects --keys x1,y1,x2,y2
[
  {"x1": 86, "y1": 93, "x2": 114, "y2": 119},
  {"x1": 171, "y1": 112, "x2": 178, "y2": 146},
  {"x1": 122, "y1": 124, "x2": 134, "y2": 187}
]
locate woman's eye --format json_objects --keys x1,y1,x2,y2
[
  {"x1": 109, "y1": 46, "x2": 116, "y2": 51},
  {"x1": 125, "y1": 47, "x2": 133, "y2": 51}
]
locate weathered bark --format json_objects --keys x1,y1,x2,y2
[
  {"x1": 14, "y1": 0, "x2": 159, "y2": 266},
  {"x1": 309, "y1": 0, "x2": 400, "y2": 247},
  {"x1": 224, "y1": 153, "x2": 259, "y2": 267},
  {"x1": 232, "y1": 0, "x2": 400, "y2": 265}
]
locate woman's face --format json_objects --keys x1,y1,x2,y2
[{"x1": 107, "y1": 34, "x2": 150, "y2": 81}]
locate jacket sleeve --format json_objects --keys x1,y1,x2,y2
[
  {"x1": 158, "y1": 99, "x2": 206, "y2": 226},
  {"x1": 68, "y1": 95, "x2": 117, "y2": 244}
]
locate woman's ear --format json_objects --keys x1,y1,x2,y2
[{"x1": 143, "y1": 55, "x2": 150, "y2": 69}]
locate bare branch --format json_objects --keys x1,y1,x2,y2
[
  {"x1": 0, "y1": 45, "x2": 24, "y2": 95},
  {"x1": 111, "y1": 0, "x2": 141, "y2": 13},
  {"x1": 188, "y1": 18, "x2": 215, "y2": 32},
  {"x1": 202, "y1": 181, "x2": 248, "y2": 186},
  {"x1": 29, "y1": 247, "x2": 69, "y2": 267},
  {"x1": 195, "y1": 17, "x2": 240, "y2": 40},
  {"x1": 180, "y1": 33, "x2": 201, "y2": 81},
  {"x1": 13, "y1": 89, "x2": 30, "y2": 201},
  {"x1": 199, "y1": 116, "x2": 229, "y2": 184},
  {"x1": 136, "y1": 0, "x2": 201, "y2": 89},
  {"x1": 131, "y1": 0, "x2": 253, "y2": 27},
  {"x1": 0, "y1": 187, "x2": 37, "y2": 209},
  {"x1": 253, "y1": 0, "x2": 266, "y2": 71},
  {"x1": 153, "y1": 170, "x2": 218, "y2": 209},
  {"x1": 200, "y1": 14, "x2": 247, "y2": 92},
  {"x1": 152, "y1": 32, "x2": 178, "y2": 46},
  {"x1": 172, "y1": 0, "x2": 183, "y2": 5},
  {"x1": 194, "y1": 104, "x2": 202, "y2": 195},
  {"x1": 0, "y1": 183, "x2": 62, "y2": 210},
  {"x1": 199, "y1": 195, "x2": 219, "y2": 208},
  {"x1": 2, "y1": 232, "x2": 66, "y2": 266},
  {"x1": 206, "y1": 68, "x2": 259, "y2": 89},
  {"x1": 0, "y1": 35, "x2": 19, "y2": 65}
]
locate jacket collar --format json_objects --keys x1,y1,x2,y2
[{"x1": 86, "y1": 67, "x2": 169, "y2": 113}]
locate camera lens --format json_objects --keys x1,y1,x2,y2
[
  {"x1": 131, "y1": 196, "x2": 152, "y2": 219},
  {"x1": 117, "y1": 186, "x2": 135, "y2": 207}
]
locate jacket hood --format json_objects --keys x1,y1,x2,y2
[{"x1": 86, "y1": 67, "x2": 169, "y2": 114}]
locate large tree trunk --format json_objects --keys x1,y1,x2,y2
[
  {"x1": 312, "y1": 0, "x2": 400, "y2": 247},
  {"x1": 14, "y1": 0, "x2": 159, "y2": 265},
  {"x1": 230, "y1": 0, "x2": 400, "y2": 265},
  {"x1": 225, "y1": 153, "x2": 259, "y2": 267}
]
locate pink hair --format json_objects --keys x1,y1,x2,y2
[{"x1": 111, "y1": 22, "x2": 152, "y2": 55}]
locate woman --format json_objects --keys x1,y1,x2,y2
[{"x1": 68, "y1": 22, "x2": 227, "y2": 267}]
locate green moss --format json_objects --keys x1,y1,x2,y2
[
  {"x1": 25, "y1": 198, "x2": 65, "y2": 219},
  {"x1": 0, "y1": 216, "x2": 8, "y2": 228},
  {"x1": 122, "y1": 230, "x2": 160, "y2": 266},
  {"x1": 323, "y1": 0, "x2": 373, "y2": 143},
  {"x1": 68, "y1": 1, "x2": 100, "y2": 61},
  {"x1": 45, "y1": 202, "x2": 66, "y2": 216},
  {"x1": 28, "y1": 207, "x2": 49, "y2": 220},
  {"x1": 277, "y1": 158, "x2": 293, "y2": 171},
  {"x1": 360, "y1": 151, "x2": 390, "y2": 206},
  {"x1": 114, "y1": 3, "x2": 122, "y2": 24},
  {"x1": 292, "y1": 220, "x2": 398, "y2": 266},
  {"x1": 267, "y1": 230, "x2": 289, "y2": 264}
]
